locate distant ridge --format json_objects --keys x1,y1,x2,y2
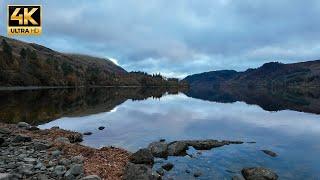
[{"x1": 184, "y1": 60, "x2": 320, "y2": 88}]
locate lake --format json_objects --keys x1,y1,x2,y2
[{"x1": 1, "y1": 87, "x2": 320, "y2": 179}]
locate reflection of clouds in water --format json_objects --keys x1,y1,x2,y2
[{"x1": 39, "y1": 94, "x2": 320, "y2": 150}]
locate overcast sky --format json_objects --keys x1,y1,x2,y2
[{"x1": 1, "y1": 0, "x2": 320, "y2": 78}]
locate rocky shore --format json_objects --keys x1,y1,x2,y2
[{"x1": 0, "y1": 122, "x2": 129, "y2": 180}]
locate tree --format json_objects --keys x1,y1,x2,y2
[
  {"x1": 1, "y1": 39, "x2": 12, "y2": 58},
  {"x1": 20, "y1": 48, "x2": 27, "y2": 59}
]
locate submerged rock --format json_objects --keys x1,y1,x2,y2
[
  {"x1": 161, "y1": 163, "x2": 174, "y2": 171},
  {"x1": 184, "y1": 140, "x2": 225, "y2": 150},
  {"x1": 129, "y1": 149, "x2": 154, "y2": 165},
  {"x1": 261, "y1": 150, "x2": 278, "y2": 157},
  {"x1": 167, "y1": 141, "x2": 188, "y2": 156},
  {"x1": 193, "y1": 171, "x2": 202, "y2": 177},
  {"x1": 83, "y1": 132, "x2": 93, "y2": 135},
  {"x1": 241, "y1": 167, "x2": 278, "y2": 180},
  {"x1": 148, "y1": 141, "x2": 168, "y2": 158},
  {"x1": 98, "y1": 126, "x2": 105, "y2": 130}
]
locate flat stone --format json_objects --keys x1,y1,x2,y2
[
  {"x1": 241, "y1": 167, "x2": 278, "y2": 180},
  {"x1": 129, "y1": 148, "x2": 154, "y2": 165},
  {"x1": 81, "y1": 175, "x2": 102, "y2": 180}
]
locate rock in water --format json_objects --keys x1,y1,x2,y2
[
  {"x1": 193, "y1": 171, "x2": 202, "y2": 177},
  {"x1": 261, "y1": 150, "x2": 278, "y2": 157},
  {"x1": 167, "y1": 141, "x2": 188, "y2": 156},
  {"x1": 98, "y1": 126, "x2": 105, "y2": 130},
  {"x1": 129, "y1": 148, "x2": 154, "y2": 165},
  {"x1": 81, "y1": 175, "x2": 102, "y2": 180},
  {"x1": 162, "y1": 163, "x2": 174, "y2": 171},
  {"x1": 241, "y1": 167, "x2": 278, "y2": 180},
  {"x1": 232, "y1": 175, "x2": 245, "y2": 180},
  {"x1": 83, "y1": 132, "x2": 92, "y2": 135},
  {"x1": 148, "y1": 141, "x2": 168, "y2": 158},
  {"x1": 123, "y1": 163, "x2": 155, "y2": 180}
]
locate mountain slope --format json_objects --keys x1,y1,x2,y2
[{"x1": 184, "y1": 60, "x2": 320, "y2": 88}]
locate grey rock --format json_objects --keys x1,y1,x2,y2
[
  {"x1": 261, "y1": 150, "x2": 278, "y2": 157},
  {"x1": 161, "y1": 163, "x2": 174, "y2": 171},
  {"x1": 59, "y1": 158, "x2": 71, "y2": 166},
  {"x1": 27, "y1": 126, "x2": 39, "y2": 131},
  {"x1": 0, "y1": 128, "x2": 11, "y2": 135},
  {"x1": 193, "y1": 171, "x2": 202, "y2": 177},
  {"x1": 17, "y1": 122, "x2": 30, "y2": 129},
  {"x1": 167, "y1": 141, "x2": 188, "y2": 156},
  {"x1": 34, "y1": 162, "x2": 45, "y2": 170},
  {"x1": 54, "y1": 165, "x2": 66, "y2": 176},
  {"x1": 71, "y1": 155, "x2": 84, "y2": 164},
  {"x1": 51, "y1": 150, "x2": 61, "y2": 157},
  {"x1": 68, "y1": 164, "x2": 83, "y2": 176},
  {"x1": 68, "y1": 133, "x2": 83, "y2": 143},
  {"x1": 34, "y1": 141, "x2": 51, "y2": 151},
  {"x1": 81, "y1": 175, "x2": 102, "y2": 180},
  {"x1": 64, "y1": 170, "x2": 76, "y2": 180},
  {"x1": 184, "y1": 140, "x2": 226, "y2": 150},
  {"x1": 23, "y1": 158, "x2": 37, "y2": 165},
  {"x1": 0, "y1": 173, "x2": 19, "y2": 180},
  {"x1": 148, "y1": 141, "x2": 168, "y2": 158},
  {"x1": 241, "y1": 167, "x2": 278, "y2": 180},
  {"x1": 129, "y1": 148, "x2": 154, "y2": 165},
  {"x1": 55, "y1": 137, "x2": 70, "y2": 144},
  {"x1": 12, "y1": 135, "x2": 32, "y2": 143},
  {"x1": 18, "y1": 164, "x2": 34, "y2": 175},
  {"x1": 123, "y1": 162, "x2": 155, "y2": 180}
]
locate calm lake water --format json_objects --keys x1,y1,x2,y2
[{"x1": 1, "y1": 87, "x2": 320, "y2": 179}]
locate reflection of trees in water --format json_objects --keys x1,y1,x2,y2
[
  {"x1": 0, "y1": 87, "x2": 187, "y2": 125},
  {"x1": 185, "y1": 86, "x2": 320, "y2": 114}
]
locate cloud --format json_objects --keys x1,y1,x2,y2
[{"x1": 1, "y1": 0, "x2": 320, "y2": 77}]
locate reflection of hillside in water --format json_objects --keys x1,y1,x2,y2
[
  {"x1": 0, "y1": 87, "x2": 184, "y2": 125},
  {"x1": 185, "y1": 86, "x2": 320, "y2": 114}
]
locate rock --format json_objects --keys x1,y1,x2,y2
[
  {"x1": 232, "y1": 175, "x2": 245, "y2": 180},
  {"x1": 123, "y1": 162, "x2": 155, "y2": 180},
  {"x1": 55, "y1": 137, "x2": 70, "y2": 144},
  {"x1": 159, "y1": 139, "x2": 165, "y2": 142},
  {"x1": 185, "y1": 169, "x2": 190, "y2": 174},
  {"x1": 34, "y1": 141, "x2": 51, "y2": 150},
  {"x1": 64, "y1": 170, "x2": 76, "y2": 180},
  {"x1": 18, "y1": 164, "x2": 34, "y2": 176},
  {"x1": 68, "y1": 133, "x2": 83, "y2": 143},
  {"x1": 262, "y1": 150, "x2": 278, "y2": 157},
  {"x1": 185, "y1": 140, "x2": 226, "y2": 150},
  {"x1": 12, "y1": 135, "x2": 32, "y2": 143},
  {"x1": 81, "y1": 175, "x2": 102, "y2": 180},
  {"x1": 0, "y1": 173, "x2": 18, "y2": 180},
  {"x1": 222, "y1": 140, "x2": 244, "y2": 145},
  {"x1": 23, "y1": 158, "x2": 37, "y2": 165},
  {"x1": 54, "y1": 165, "x2": 66, "y2": 176},
  {"x1": 161, "y1": 163, "x2": 174, "y2": 171},
  {"x1": 129, "y1": 148, "x2": 154, "y2": 165},
  {"x1": 34, "y1": 162, "x2": 45, "y2": 170},
  {"x1": 59, "y1": 158, "x2": 71, "y2": 166},
  {"x1": 193, "y1": 171, "x2": 202, "y2": 177},
  {"x1": 83, "y1": 132, "x2": 92, "y2": 135},
  {"x1": 71, "y1": 155, "x2": 84, "y2": 164},
  {"x1": 156, "y1": 168, "x2": 165, "y2": 176},
  {"x1": 241, "y1": 167, "x2": 278, "y2": 180},
  {"x1": 148, "y1": 141, "x2": 168, "y2": 158},
  {"x1": 51, "y1": 126, "x2": 60, "y2": 129},
  {"x1": 167, "y1": 141, "x2": 188, "y2": 156},
  {"x1": 51, "y1": 150, "x2": 62, "y2": 157},
  {"x1": 0, "y1": 128, "x2": 11, "y2": 134},
  {"x1": 0, "y1": 138, "x2": 4, "y2": 146},
  {"x1": 17, "y1": 122, "x2": 30, "y2": 129},
  {"x1": 68, "y1": 164, "x2": 83, "y2": 176},
  {"x1": 27, "y1": 126, "x2": 39, "y2": 131},
  {"x1": 98, "y1": 126, "x2": 105, "y2": 130}
]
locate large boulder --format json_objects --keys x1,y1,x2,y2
[
  {"x1": 167, "y1": 141, "x2": 188, "y2": 156},
  {"x1": 129, "y1": 149, "x2": 154, "y2": 165},
  {"x1": 148, "y1": 141, "x2": 168, "y2": 158},
  {"x1": 123, "y1": 163, "x2": 157, "y2": 180},
  {"x1": 241, "y1": 167, "x2": 278, "y2": 180}
]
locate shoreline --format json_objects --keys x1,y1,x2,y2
[{"x1": 0, "y1": 122, "x2": 130, "y2": 180}]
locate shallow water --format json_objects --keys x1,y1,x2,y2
[{"x1": 1, "y1": 87, "x2": 320, "y2": 179}]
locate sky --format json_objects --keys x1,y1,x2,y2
[{"x1": 1, "y1": 0, "x2": 320, "y2": 78}]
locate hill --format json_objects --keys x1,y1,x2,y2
[
  {"x1": 183, "y1": 60, "x2": 320, "y2": 88},
  {"x1": 0, "y1": 36, "x2": 186, "y2": 87}
]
